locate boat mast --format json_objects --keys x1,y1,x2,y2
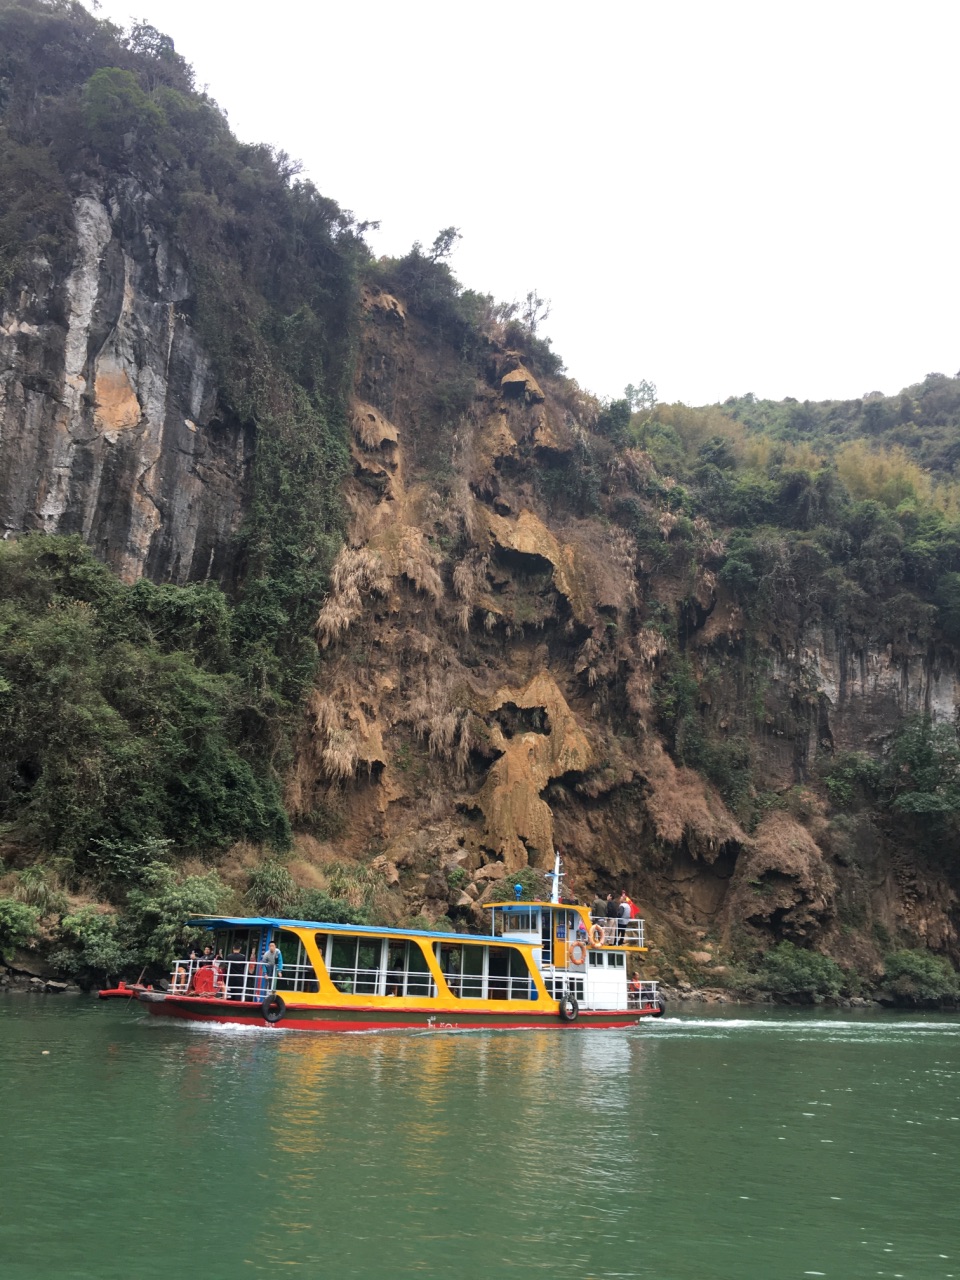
[{"x1": 550, "y1": 848, "x2": 562, "y2": 905}]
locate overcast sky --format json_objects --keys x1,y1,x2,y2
[{"x1": 89, "y1": 0, "x2": 960, "y2": 407}]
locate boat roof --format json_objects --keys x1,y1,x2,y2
[
  {"x1": 485, "y1": 900, "x2": 589, "y2": 910},
  {"x1": 187, "y1": 915, "x2": 503, "y2": 944}
]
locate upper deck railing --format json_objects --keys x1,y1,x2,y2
[{"x1": 588, "y1": 917, "x2": 646, "y2": 948}]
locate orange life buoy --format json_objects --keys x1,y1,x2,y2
[
  {"x1": 589, "y1": 924, "x2": 604, "y2": 947},
  {"x1": 569, "y1": 941, "x2": 587, "y2": 965}
]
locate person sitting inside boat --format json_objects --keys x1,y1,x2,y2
[
  {"x1": 261, "y1": 940, "x2": 283, "y2": 990},
  {"x1": 224, "y1": 944, "x2": 247, "y2": 1000},
  {"x1": 628, "y1": 973, "x2": 642, "y2": 1008}
]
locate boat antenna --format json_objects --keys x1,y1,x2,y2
[{"x1": 546, "y1": 848, "x2": 562, "y2": 905}]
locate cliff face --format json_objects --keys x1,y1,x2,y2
[
  {"x1": 280, "y1": 288, "x2": 960, "y2": 979},
  {"x1": 0, "y1": 183, "x2": 250, "y2": 584},
  {"x1": 3, "y1": 172, "x2": 958, "y2": 983}
]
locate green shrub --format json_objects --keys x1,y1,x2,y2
[
  {"x1": 821, "y1": 752, "x2": 881, "y2": 807},
  {"x1": 0, "y1": 536, "x2": 291, "y2": 860},
  {"x1": 246, "y1": 861, "x2": 298, "y2": 916},
  {"x1": 506, "y1": 867, "x2": 550, "y2": 901},
  {"x1": 297, "y1": 888, "x2": 367, "y2": 926},
  {"x1": 50, "y1": 908, "x2": 130, "y2": 979},
  {"x1": 124, "y1": 863, "x2": 225, "y2": 966},
  {"x1": 14, "y1": 865, "x2": 68, "y2": 916},
  {"x1": 49, "y1": 863, "x2": 225, "y2": 979},
  {"x1": 753, "y1": 941, "x2": 844, "y2": 999},
  {"x1": 0, "y1": 896, "x2": 41, "y2": 959},
  {"x1": 883, "y1": 949, "x2": 959, "y2": 1003}
]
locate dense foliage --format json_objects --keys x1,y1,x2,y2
[
  {"x1": 0, "y1": 537, "x2": 290, "y2": 861},
  {"x1": 749, "y1": 941, "x2": 846, "y2": 999},
  {"x1": 882, "y1": 949, "x2": 959, "y2": 1004}
]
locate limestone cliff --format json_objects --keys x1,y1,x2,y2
[
  {"x1": 1, "y1": 1, "x2": 958, "y2": 997},
  {"x1": 281, "y1": 286, "x2": 960, "y2": 983},
  {"x1": 1, "y1": 183, "x2": 250, "y2": 584}
]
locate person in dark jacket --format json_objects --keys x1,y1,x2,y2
[{"x1": 224, "y1": 944, "x2": 247, "y2": 1000}]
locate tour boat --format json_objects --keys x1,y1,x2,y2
[{"x1": 138, "y1": 862, "x2": 664, "y2": 1032}]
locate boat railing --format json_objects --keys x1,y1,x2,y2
[
  {"x1": 629, "y1": 981, "x2": 661, "y2": 1011},
  {"x1": 167, "y1": 958, "x2": 317, "y2": 1001},
  {"x1": 541, "y1": 970, "x2": 586, "y2": 1003},
  {"x1": 327, "y1": 964, "x2": 437, "y2": 998},
  {"x1": 326, "y1": 965, "x2": 533, "y2": 1001},
  {"x1": 541, "y1": 967, "x2": 660, "y2": 1012},
  {"x1": 590, "y1": 917, "x2": 646, "y2": 948}
]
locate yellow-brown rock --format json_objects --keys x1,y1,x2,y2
[
  {"x1": 500, "y1": 364, "x2": 545, "y2": 402},
  {"x1": 476, "y1": 672, "x2": 593, "y2": 871},
  {"x1": 478, "y1": 507, "x2": 591, "y2": 623}
]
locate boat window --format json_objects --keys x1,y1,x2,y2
[
  {"x1": 316, "y1": 934, "x2": 436, "y2": 997},
  {"x1": 611, "y1": 952, "x2": 625, "y2": 967},
  {"x1": 329, "y1": 936, "x2": 360, "y2": 993},
  {"x1": 274, "y1": 930, "x2": 318, "y2": 993},
  {"x1": 588, "y1": 951, "x2": 603, "y2": 966},
  {"x1": 501, "y1": 909, "x2": 538, "y2": 933},
  {"x1": 356, "y1": 941, "x2": 380, "y2": 994},
  {"x1": 435, "y1": 943, "x2": 463, "y2": 996},
  {"x1": 461, "y1": 942, "x2": 484, "y2": 998},
  {"x1": 436, "y1": 943, "x2": 533, "y2": 1000},
  {"x1": 404, "y1": 940, "x2": 434, "y2": 997},
  {"x1": 488, "y1": 945, "x2": 534, "y2": 1000}
]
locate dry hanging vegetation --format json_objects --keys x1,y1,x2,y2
[{"x1": 316, "y1": 547, "x2": 390, "y2": 647}]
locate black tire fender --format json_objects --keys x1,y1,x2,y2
[
  {"x1": 262, "y1": 993, "x2": 286, "y2": 1024},
  {"x1": 656, "y1": 995, "x2": 666, "y2": 1015},
  {"x1": 558, "y1": 995, "x2": 579, "y2": 1022}
]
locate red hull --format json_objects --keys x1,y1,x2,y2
[
  {"x1": 139, "y1": 993, "x2": 662, "y2": 1032},
  {"x1": 98, "y1": 982, "x2": 150, "y2": 1000}
]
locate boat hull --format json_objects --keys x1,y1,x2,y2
[{"x1": 138, "y1": 992, "x2": 661, "y2": 1032}]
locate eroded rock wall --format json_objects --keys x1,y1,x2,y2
[
  {"x1": 287, "y1": 289, "x2": 960, "y2": 979},
  {"x1": 0, "y1": 183, "x2": 250, "y2": 583}
]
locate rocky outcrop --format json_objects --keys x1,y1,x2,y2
[{"x1": 0, "y1": 184, "x2": 250, "y2": 584}]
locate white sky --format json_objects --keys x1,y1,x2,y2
[{"x1": 89, "y1": 0, "x2": 960, "y2": 407}]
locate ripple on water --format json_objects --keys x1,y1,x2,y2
[{"x1": 646, "y1": 1015, "x2": 960, "y2": 1043}]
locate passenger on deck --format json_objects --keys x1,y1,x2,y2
[
  {"x1": 262, "y1": 940, "x2": 283, "y2": 990},
  {"x1": 224, "y1": 944, "x2": 247, "y2": 999},
  {"x1": 618, "y1": 893, "x2": 632, "y2": 942},
  {"x1": 197, "y1": 945, "x2": 215, "y2": 967},
  {"x1": 628, "y1": 973, "x2": 642, "y2": 1008},
  {"x1": 605, "y1": 893, "x2": 619, "y2": 942},
  {"x1": 591, "y1": 894, "x2": 607, "y2": 922}
]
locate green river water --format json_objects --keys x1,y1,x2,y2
[{"x1": 1, "y1": 997, "x2": 958, "y2": 1279}]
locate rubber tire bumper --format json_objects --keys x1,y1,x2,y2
[
  {"x1": 559, "y1": 995, "x2": 579, "y2": 1022},
  {"x1": 262, "y1": 993, "x2": 286, "y2": 1023}
]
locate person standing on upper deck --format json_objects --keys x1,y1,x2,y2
[{"x1": 618, "y1": 892, "x2": 633, "y2": 942}]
